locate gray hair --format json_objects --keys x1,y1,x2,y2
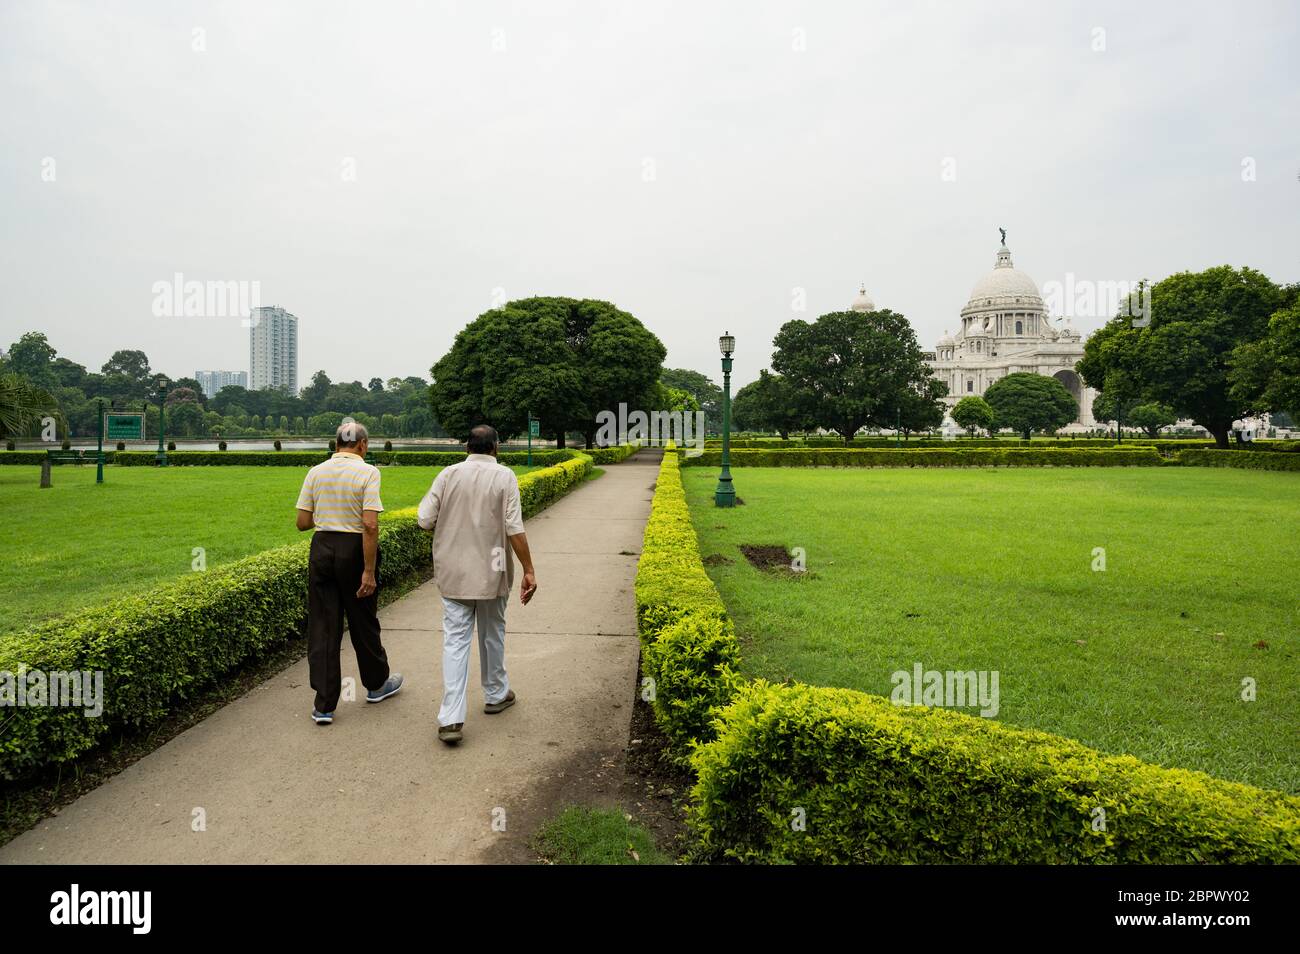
[{"x1": 336, "y1": 419, "x2": 368, "y2": 447}]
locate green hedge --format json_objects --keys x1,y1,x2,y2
[
  {"x1": 106, "y1": 449, "x2": 574, "y2": 467},
  {"x1": 705, "y1": 438, "x2": 1127, "y2": 449},
  {"x1": 680, "y1": 447, "x2": 1162, "y2": 467},
  {"x1": 634, "y1": 450, "x2": 740, "y2": 757},
  {"x1": 690, "y1": 681, "x2": 1300, "y2": 864},
  {"x1": 581, "y1": 443, "x2": 640, "y2": 465},
  {"x1": 0, "y1": 451, "x2": 118, "y2": 465},
  {"x1": 0, "y1": 455, "x2": 591, "y2": 781},
  {"x1": 1179, "y1": 449, "x2": 1300, "y2": 471}
]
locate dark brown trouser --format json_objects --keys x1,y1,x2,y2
[{"x1": 307, "y1": 531, "x2": 389, "y2": 713}]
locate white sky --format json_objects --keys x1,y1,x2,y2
[{"x1": 2, "y1": 0, "x2": 1297, "y2": 390}]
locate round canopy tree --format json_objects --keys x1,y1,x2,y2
[
  {"x1": 731, "y1": 370, "x2": 813, "y2": 439},
  {"x1": 771, "y1": 309, "x2": 936, "y2": 443},
  {"x1": 983, "y1": 372, "x2": 1077, "y2": 439},
  {"x1": 1078, "y1": 266, "x2": 1292, "y2": 447},
  {"x1": 950, "y1": 395, "x2": 994, "y2": 438},
  {"x1": 1127, "y1": 402, "x2": 1177, "y2": 438},
  {"x1": 430, "y1": 297, "x2": 665, "y2": 447}
]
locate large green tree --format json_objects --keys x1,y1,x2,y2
[
  {"x1": 731, "y1": 369, "x2": 813, "y2": 439},
  {"x1": 892, "y1": 377, "x2": 949, "y2": 439},
  {"x1": 1228, "y1": 300, "x2": 1300, "y2": 423},
  {"x1": 983, "y1": 373, "x2": 1077, "y2": 439},
  {"x1": 6, "y1": 332, "x2": 59, "y2": 388},
  {"x1": 1078, "y1": 266, "x2": 1291, "y2": 447},
  {"x1": 430, "y1": 297, "x2": 665, "y2": 447},
  {"x1": 771, "y1": 309, "x2": 937, "y2": 443}
]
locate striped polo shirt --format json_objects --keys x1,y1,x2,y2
[{"x1": 296, "y1": 452, "x2": 383, "y2": 532}]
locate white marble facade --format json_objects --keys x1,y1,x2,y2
[{"x1": 854, "y1": 238, "x2": 1097, "y2": 428}]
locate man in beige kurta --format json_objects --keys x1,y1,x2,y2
[{"x1": 417, "y1": 424, "x2": 537, "y2": 744}]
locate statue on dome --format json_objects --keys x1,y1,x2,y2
[{"x1": 999, "y1": 227, "x2": 1007, "y2": 246}]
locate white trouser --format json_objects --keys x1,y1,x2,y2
[{"x1": 438, "y1": 595, "x2": 510, "y2": 727}]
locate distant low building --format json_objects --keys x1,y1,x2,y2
[{"x1": 195, "y1": 369, "x2": 248, "y2": 399}]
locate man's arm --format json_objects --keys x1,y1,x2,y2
[
  {"x1": 416, "y1": 471, "x2": 443, "y2": 531},
  {"x1": 503, "y1": 473, "x2": 534, "y2": 603},
  {"x1": 358, "y1": 510, "x2": 379, "y2": 598},
  {"x1": 295, "y1": 472, "x2": 315, "y2": 531},
  {"x1": 508, "y1": 531, "x2": 537, "y2": 605}
]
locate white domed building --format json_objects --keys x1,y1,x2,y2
[{"x1": 924, "y1": 236, "x2": 1096, "y2": 428}]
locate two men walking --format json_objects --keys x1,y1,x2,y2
[{"x1": 295, "y1": 421, "x2": 535, "y2": 744}]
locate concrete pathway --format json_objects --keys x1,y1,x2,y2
[{"x1": 0, "y1": 450, "x2": 660, "y2": 864}]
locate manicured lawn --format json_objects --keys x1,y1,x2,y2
[
  {"x1": 0, "y1": 464, "x2": 536, "y2": 634},
  {"x1": 683, "y1": 467, "x2": 1300, "y2": 793}
]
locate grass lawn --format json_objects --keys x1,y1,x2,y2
[
  {"x1": 683, "y1": 467, "x2": 1300, "y2": 793},
  {"x1": 532, "y1": 806, "x2": 669, "y2": 864},
  {"x1": 0, "y1": 463, "x2": 537, "y2": 634}
]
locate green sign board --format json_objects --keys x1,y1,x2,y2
[
  {"x1": 529, "y1": 419, "x2": 539, "y2": 438},
  {"x1": 105, "y1": 412, "x2": 144, "y2": 441}
]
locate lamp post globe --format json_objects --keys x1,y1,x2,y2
[{"x1": 714, "y1": 332, "x2": 737, "y2": 507}]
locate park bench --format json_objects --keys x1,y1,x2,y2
[{"x1": 46, "y1": 449, "x2": 96, "y2": 465}]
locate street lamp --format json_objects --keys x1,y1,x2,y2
[
  {"x1": 714, "y1": 332, "x2": 736, "y2": 507},
  {"x1": 155, "y1": 378, "x2": 169, "y2": 466}
]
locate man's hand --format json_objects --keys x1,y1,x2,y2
[
  {"x1": 519, "y1": 570, "x2": 537, "y2": 605},
  {"x1": 357, "y1": 570, "x2": 377, "y2": 599}
]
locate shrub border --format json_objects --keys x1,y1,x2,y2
[
  {"x1": 633, "y1": 450, "x2": 1300, "y2": 863},
  {"x1": 679, "y1": 447, "x2": 1163, "y2": 468}
]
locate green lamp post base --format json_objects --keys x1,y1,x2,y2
[{"x1": 714, "y1": 479, "x2": 736, "y2": 507}]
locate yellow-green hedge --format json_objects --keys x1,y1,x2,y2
[
  {"x1": 634, "y1": 450, "x2": 740, "y2": 757},
  {"x1": 690, "y1": 681, "x2": 1300, "y2": 864},
  {"x1": 581, "y1": 444, "x2": 640, "y2": 465}
]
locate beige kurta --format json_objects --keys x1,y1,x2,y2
[{"x1": 416, "y1": 454, "x2": 525, "y2": 600}]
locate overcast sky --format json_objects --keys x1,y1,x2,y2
[{"x1": 2, "y1": 0, "x2": 1296, "y2": 390}]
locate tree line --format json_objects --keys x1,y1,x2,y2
[{"x1": 0, "y1": 332, "x2": 440, "y2": 440}]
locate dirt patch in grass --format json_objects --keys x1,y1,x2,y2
[
  {"x1": 702, "y1": 553, "x2": 734, "y2": 566},
  {"x1": 740, "y1": 544, "x2": 792, "y2": 571}
]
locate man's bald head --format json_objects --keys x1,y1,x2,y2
[{"x1": 467, "y1": 425, "x2": 499, "y2": 456}]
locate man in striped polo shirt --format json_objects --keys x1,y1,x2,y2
[{"x1": 295, "y1": 421, "x2": 403, "y2": 725}]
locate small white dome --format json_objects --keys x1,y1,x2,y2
[
  {"x1": 850, "y1": 284, "x2": 875, "y2": 312},
  {"x1": 937, "y1": 330, "x2": 954, "y2": 346}
]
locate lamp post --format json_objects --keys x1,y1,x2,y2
[
  {"x1": 96, "y1": 398, "x2": 105, "y2": 484},
  {"x1": 155, "y1": 379, "x2": 169, "y2": 466},
  {"x1": 714, "y1": 331, "x2": 736, "y2": 507}
]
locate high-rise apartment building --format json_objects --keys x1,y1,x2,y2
[
  {"x1": 194, "y1": 369, "x2": 249, "y2": 399},
  {"x1": 249, "y1": 305, "x2": 299, "y2": 395}
]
